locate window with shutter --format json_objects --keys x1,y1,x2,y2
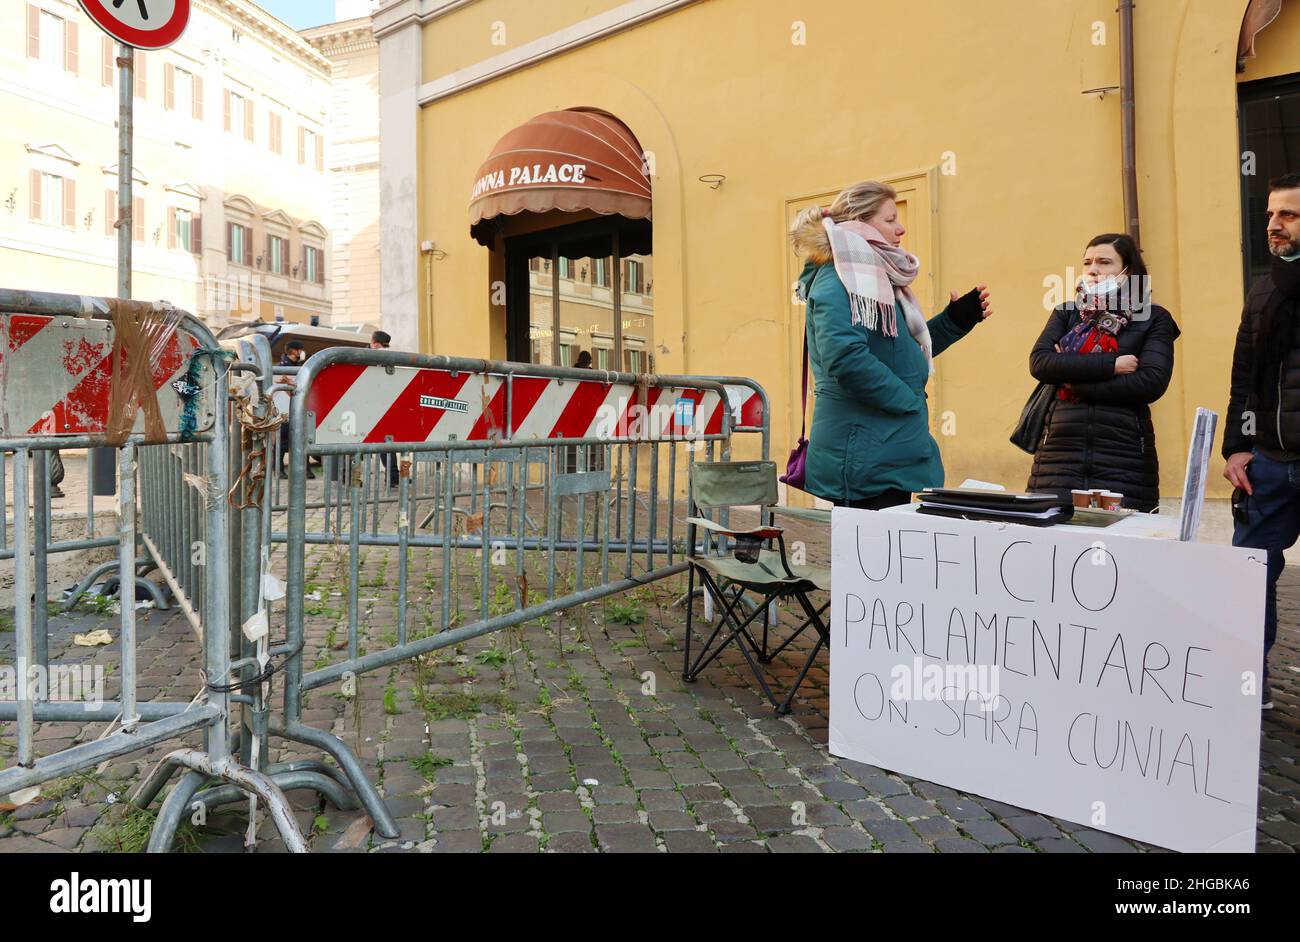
[
  {"x1": 164, "y1": 62, "x2": 174, "y2": 110},
  {"x1": 62, "y1": 177, "x2": 75, "y2": 228},
  {"x1": 29, "y1": 169, "x2": 41, "y2": 220},
  {"x1": 316, "y1": 137, "x2": 324, "y2": 172},
  {"x1": 193, "y1": 74, "x2": 204, "y2": 120},
  {"x1": 298, "y1": 126, "x2": 305, "y2": 165},
  {"x1": 244, "y1": 99, "x2": 254, "y2": 142},
  {"x1": 105, "y1": 189, "x2": 116, "y2": 236},
  {"x1": 223, "y1": 89, "x2": 231, "y2": 131},
  {"x1": 192, "y1": 214, "x2": 202, "y2": 255},
  {"x1": 26, "y1": 5, "x2": 40, "y2": 60},
  {"x1": 133, "y1": 196, "x2": 144, "y2": 243},
  {"x1": 64, "y1": 19, "x2": 77, "y2": 74},
  {"x1": 134, "y1": 50, "x2": 146, "y2": 99},
  {"x1": 101, "y1": 35, "x2": 112, "y2": 86},
  {"x1": 168, "y1": 206, "x2": 176, "y2": 249},
  {"x1": 244, "y1": 226, "x2": 253, "y2": 266}
]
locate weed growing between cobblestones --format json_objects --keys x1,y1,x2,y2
[
  {"x1": 411, "y1": 751, "x2": 452, "y2": 781},
  {"x1": 0, "y1": 611, "x2": 13, "y2": 632}
]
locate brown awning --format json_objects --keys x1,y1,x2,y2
[
  {"x1": 469, "y1": 107, "x2": 652, "y2": 247},
  {"x1": 1238, "y1": 0, "x2": 1283, "y2": 71}
]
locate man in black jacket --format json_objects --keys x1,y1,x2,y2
[{"x1": 1223, "y1": 172, "x2": 1300, "y2": 711}]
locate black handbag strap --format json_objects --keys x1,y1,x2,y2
[{"x1": 798, "y1": 324, "x2": 809, "y2": 439}]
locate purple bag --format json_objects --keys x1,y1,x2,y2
[{"x1": 779, "y1": 331, "x2": 810, "y2": 491}]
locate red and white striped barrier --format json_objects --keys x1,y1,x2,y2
[
  {"x1": 0, "y1": 313, "x2": 210, "y2": 437},
  {"x1": 304, "y1": 364, "x2": 764, "y2": 447}
]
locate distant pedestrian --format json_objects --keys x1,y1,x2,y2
[
  {"x1": 277, "y1": 342, "x2": 312, "y2": 479},
  {"x1": 575, "y1": 350, "x2": 593, "y2": 369},
  {"x1": 370, "y1": 330, "x2": 391, "y2": 349}
]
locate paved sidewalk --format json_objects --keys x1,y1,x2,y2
[{"x1": 2, "y1": 510, "x2": 1296, "y2": 854}]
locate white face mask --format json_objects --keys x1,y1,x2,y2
[{"x1": 1080, "y1": 269, "x2": 1128, "y2": 298}]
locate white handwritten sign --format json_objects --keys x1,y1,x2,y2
[{"x1": 829, "y1": 508, "x2": 1265, "y2": 853}]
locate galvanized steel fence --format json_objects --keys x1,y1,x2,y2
[{"x1": 1, "y1": 291, "x2": 771, "y2": 850}]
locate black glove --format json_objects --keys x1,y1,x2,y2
[{"x1": 946, "y1": 288, "x2": 984, "y2": 330}]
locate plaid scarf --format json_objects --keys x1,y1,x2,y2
[
  {"x1": 823, "y1": 218, "x2": 933, "y2": 375},
  {"x1": 1056, "y1": 278, "x2": 1136, "y2": 402}
]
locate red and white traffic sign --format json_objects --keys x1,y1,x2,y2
[{"x1": 77, "y1": 0, "x2": 190, "y2": 50}]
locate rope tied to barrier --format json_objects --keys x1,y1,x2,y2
[{"x1": 228, "y1": 379, "x2": 286, "y2": 511}]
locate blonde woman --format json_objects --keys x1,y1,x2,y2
[{"x1": 790, "y1": 181, "x2": 991, "y2": 507}]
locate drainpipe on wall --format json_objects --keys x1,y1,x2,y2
[{"x1": 1119, "y1": 0, "x2": 1141, "y2": 246}]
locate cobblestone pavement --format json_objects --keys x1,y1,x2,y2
[{"x1": 1, "y1": 509, "x2": 1297, "y2": 854}]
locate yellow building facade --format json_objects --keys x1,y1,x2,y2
[{"x1": 375, "y1": 0, "x2": 1300, "y2": 501}]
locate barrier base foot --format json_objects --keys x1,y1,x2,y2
[
  {"x1": 272, "y1": 720, "x2": 400, "y2": 840},
  {"x1": 137, "y1": 749, "x2": 308, "y2": 853}
]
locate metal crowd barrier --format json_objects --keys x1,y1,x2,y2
[
  {"x1": 2, "y1": 294, "x2": 772, "y2": 851},
  {"x1": 0, "y1": 289, "x2": 310, "y2": 853},
  {"x1": 267, "y1": 348, "x2": 770, "y2": 834}
]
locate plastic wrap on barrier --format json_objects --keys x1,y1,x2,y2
[{"x1": 103, "y1": 299, "x2": 185, "y2": 445}]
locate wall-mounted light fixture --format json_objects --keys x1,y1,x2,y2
[
  {"x1": 699, "y1": 173, "x2": 726, "y2": 189},
  {"x1": 6, "y1": 188, "x2": 18, "y2": 214},
  {"x1": 1081, "y1": 86, "x2": 1120, "y2": 99},
  {"x1": 152, "y1": 226, "x2": 162, "y2": 245},
  {"x1": 84, "y1": 208, "x2": 94, "y2": 231}
]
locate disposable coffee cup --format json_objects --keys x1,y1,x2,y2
[
  {"x1": 1100, "y1": 491, "x2": 1123, "y2": 511},
  {"x1": 1071, "y1": 489, "x2": 1093, "y2": 508}
]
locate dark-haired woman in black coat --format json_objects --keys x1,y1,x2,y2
[{"x1": 1026, "y1": 233, "x2": 1179, "y2": 511}]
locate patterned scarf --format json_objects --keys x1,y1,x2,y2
[
  {"x1": 822, "y1": 217, "x2": 934, "y2": 375},
  {"x1": 1056, "y1": 276, "x2": 1138, "y2": 402}
]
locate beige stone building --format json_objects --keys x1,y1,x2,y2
[
  {"x1": 303, "y1": 2, "x2": 381, "y2": 331},
  {"x1": 0, "y1": 0, "x2": 334, "y2": 327}
]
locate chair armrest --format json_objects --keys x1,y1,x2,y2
[{"x1": 686, "y1": 517, "x2": 783, "y2": 540}]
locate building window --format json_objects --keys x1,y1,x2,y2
[
  {"x1": 227, "y1": 222, "x2": 251, "y2": 266},
  {"x1": 167, "y1": 65, "x2": 195, "y2": 117},
  {"x1": 39, "y1": 172, "x2": 62, "y2": 225},
  {"x1": 28, "y1": 7, "x2": 78, "y2": 73},
  {"x1": 299, "y1": 128, "x2": 323, "y2": 171},
  {"x1": 593, "y1": 257, "x2": 609, "y2": 287},
  {"x1": 225, "y1": 90, "x2": 252, "y2": 141},
  {"x1": 269, "y1": 112, "x2": 282, "y2": 155},
  {"x1": 624, "y1": 259, "x2": 645, "y2": 294},
  {"x1": 175, "y1": 208, "x2": 192, "y2": 251},
  {"x1": 168, "y1": 207, "x2": 201, "y2": 254},
  {"x1": 624, "y1": 349, "x2": 643, "y2": 373},
  {"x1": 38, "y1": 10, "x2": 62, "y2": 67},
  {"x1": 33, "y1": 171, "x2": 65, "y2": 226},
  {"x1": 267, "y1": 234, "x2": 286, "y2": 274},
  {"x1": 558, "y1": 257, "x2": 572, "y2": 280},
  {"x1": 304, "y1": 245, "x2": 323, "y2": 284},
  {"x1": 594, "y1": 346, "x2": 611, "y2": 370}
]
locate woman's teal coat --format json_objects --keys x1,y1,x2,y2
[{"x1": 798, "y1": 260, "x2": 980, "y2": 502}]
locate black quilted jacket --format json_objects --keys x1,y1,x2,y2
[
  {"x1": 1025, "y1": 303, "x2": 1179, "y2": 511},
  {"x1": 1221, "y1": 275, "x2": 1300, "y2": 459}
]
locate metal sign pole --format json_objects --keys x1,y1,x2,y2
[
  {"x1": 117, "y1": 42, "x2": 133, "y2": 299},
  {"x1": 92, "y1": 42, "x2": 135, "y2": 498}
]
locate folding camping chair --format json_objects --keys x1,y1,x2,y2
[{"x1": 681, "y1": 461, "x2": 831, "y2": 714}]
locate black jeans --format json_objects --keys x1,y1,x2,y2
[{"x1": 832, "y1": 489, "x2": 911, "y2": 510}]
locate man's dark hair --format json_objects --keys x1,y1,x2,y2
[
  {"x1": 286, "y1": 340, "x2": 306, "y2": 351},
  {"x1": 1086, "y1": 232, "x2": 1149, "y2": 282},
  {"x1": 371, "y1": 330, "x2": 392, "y2": 347},
  {"x1": 1268, "y1": 172, "x2": 1300, "y2": 193}
]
